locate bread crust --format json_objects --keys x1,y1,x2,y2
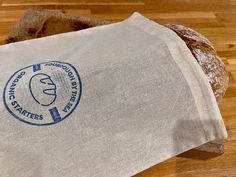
[{"x1": 164, "y1": 24, "x2": 228, "y2": 103}]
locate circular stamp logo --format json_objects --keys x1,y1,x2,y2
[{"x1": 3, "y1": 61, "x2": 82, "y2": 126}]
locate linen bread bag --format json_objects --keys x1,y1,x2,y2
[
  {"x1": 5, "y1": 8, "x2": 229, "y2": 154},
  {"x1": 0, "y1": 12, "x2": 227, "y2": 177}
]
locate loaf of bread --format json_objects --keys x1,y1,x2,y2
[
  {"x1": 5, "y1": 8, "x2": 228, "y2": 104},
  {"x1": 164, "y1": 24, "x2": 228, "y2": 103}
]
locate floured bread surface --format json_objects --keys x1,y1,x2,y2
[{"x1": 164, "y1": 24, "x2": 228, "y2": 103}]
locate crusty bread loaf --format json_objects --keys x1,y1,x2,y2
[
  {"x1": 164, "y1": 24, "x2": 228, "y2": 103},
  {"x1": 5, "y1": 8, "x2": 228, "y2": 104}
]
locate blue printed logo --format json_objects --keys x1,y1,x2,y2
[{"x1": 3, "y1": 61, "x2": 82, "y2": 126}]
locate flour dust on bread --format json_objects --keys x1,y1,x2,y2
[{"x1": 164, "y1": 24, "x2": 228, "y2": 104}]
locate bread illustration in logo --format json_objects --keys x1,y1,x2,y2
[{"x1": 29, "y1": 73, "x2": 57, "y2": 106}]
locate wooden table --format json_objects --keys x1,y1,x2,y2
[{"x1": 0, "y1": 0, "x2": 235, "y2": 176}]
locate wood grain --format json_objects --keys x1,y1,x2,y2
[{"x1": 0, "y1": 0, "x2": 235, "y2": 176}]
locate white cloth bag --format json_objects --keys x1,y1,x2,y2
[{"x1": 0, "y1": 12, "x2": 227, "y2": 177}]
